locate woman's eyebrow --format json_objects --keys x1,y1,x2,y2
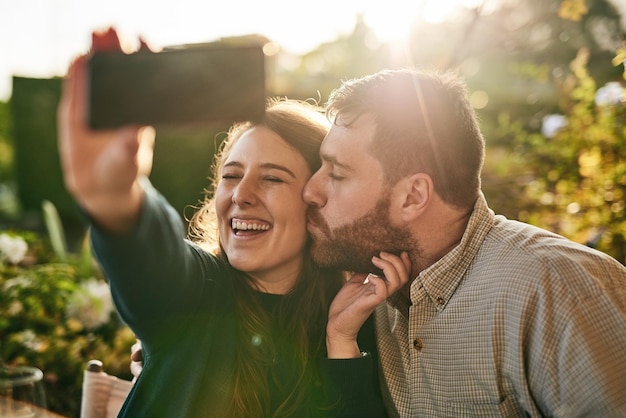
[
  {"x1": 223, "y1": 160, "x2": 296, "y2": 179},
  {"x1": 260, "y1": 162, "x2": 297, "y2": 178},
  {"x1": 222, "y1": 161, "x2": 243, "y2": 170}
]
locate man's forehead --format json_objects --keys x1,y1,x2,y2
[
  {"x1": 320, "y1": 127, "x2": 350, "y2": 166},
  {"x1": 320, "y1": 116, "x2": 376, "y2": 167},
  {"x1": 322, "y1": 116, "x2": 376, "y2": 153}
]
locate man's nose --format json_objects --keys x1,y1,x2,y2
[{"x1": 303, "y1": 170, "x2": 325, "y2": 207}]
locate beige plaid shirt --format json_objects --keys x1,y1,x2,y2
[{"x1": 375, "y1": 194, "x2": 626, "y2": 417}]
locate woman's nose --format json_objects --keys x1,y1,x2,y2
[{"x1": 232, "y1": 177, "x2": 258, "y2": 206}]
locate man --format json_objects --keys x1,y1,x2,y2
[{"x1": 304, "y1": 68, "x2": 626, "y2": 417}]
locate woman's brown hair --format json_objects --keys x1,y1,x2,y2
[{"x1": 188, "y1": 98, "x2": 345, "y2": 417}]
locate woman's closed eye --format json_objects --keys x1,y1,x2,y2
[
  {"x1": 221, "y1": 173, "x2": 287, "y2": 184},
  {"x1": 263, "y1": 175, "x2": 286, "y2": 183}
]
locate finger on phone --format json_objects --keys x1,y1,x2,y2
[
  {"x1": 138, "y1": 36, "x2": 154, "y2": 52},
  {"x1": 91, "y1": 27, "x2": 122, "y2": 53}
]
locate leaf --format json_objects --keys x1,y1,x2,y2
[
  {"x1": 41, "y1": 200, "x2": 68, "y2": 261},
  {"x1": 612, "y1": 43, "x2": 626, "y2": 80}
]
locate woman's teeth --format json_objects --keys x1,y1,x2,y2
[{"x1": 232, "y1": 220, "x2": 270, "y2": 231}]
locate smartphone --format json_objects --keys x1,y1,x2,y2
[{"x1": 87, "y1": 43, "x2": 266, "y2": 129}]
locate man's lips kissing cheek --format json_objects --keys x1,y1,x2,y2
[{"x1": 306, "y1": 210, "x2": 329, "y2": 236}]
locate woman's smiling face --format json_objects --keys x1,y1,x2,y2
[{"x1": 215, "y1": 125, "x2": 312, "y2": 293}]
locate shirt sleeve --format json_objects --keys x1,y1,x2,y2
[{"x1": 530, "y1": 271, "x2": 626, "y2": 416}]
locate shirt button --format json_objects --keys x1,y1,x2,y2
[
  {"x1": 413, "y1": 338, "x2": 423, "y2": 351},
  {"x1": 436, "y1": 297, "x2": 445, "y2": 305}
]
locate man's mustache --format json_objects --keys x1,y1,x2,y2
[{"x1": 306, "y1": 207, "x2": 331, "y2": 235}]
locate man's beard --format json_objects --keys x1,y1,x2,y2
[{"x1": 308, "y1": 195, "x2": 413, "y2": 274}]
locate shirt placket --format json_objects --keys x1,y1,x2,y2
[{"x1": 408, "y1": 282, "x2": 436, "y2": 413}]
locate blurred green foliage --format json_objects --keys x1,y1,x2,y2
[
  {"x1": 1, "y1": 203, "x2": 135, "y2": 418},
  {"x1": 0, "y1": 101, "x2": 11, "y2": 182},
  {"x1": 10, "y1": 77, "x2": 71, "y2": 219},
  {"x1": 498, "y1": 48, "x2": 626, "y2": 263},
  {"x1": 0, "y1": 101, "x2": 19, "y2": 220}
]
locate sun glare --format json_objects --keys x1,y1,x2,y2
[
  {"x1": 422, "y1": 0, "x2": 485, "y2": 23},
  {"x1": 0, "y1": 0, "x2": 499, "y2": 101},
  {"x1": 362, "y1": 3, "x2": 420, "y2": 43},
  {"x1": 363, "y1": 0, "x2": 487, "y2": 43}
]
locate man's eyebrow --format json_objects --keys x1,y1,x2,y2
[
  {"x1": 223, "y1": 161, "x2": 296, "y2": 178},
  {"x1": 320, "y1": 151, "x2": 353, "y2": 171}
]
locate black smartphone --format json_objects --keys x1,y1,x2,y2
[{"x1": 87, "y1": 43, "x2": 266, "y2": 129}]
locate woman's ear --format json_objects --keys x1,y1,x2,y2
[{"x1": 399, "y1": 173, "x2": 433, "y2": 222}]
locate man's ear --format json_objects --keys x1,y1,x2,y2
[{"x1": 399, "y1": 173, "x2": 433, "y2": 222}]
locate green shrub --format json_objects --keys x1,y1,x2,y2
[{"x1": 0, "y1": 203, "x2": 135, "y2": 417}]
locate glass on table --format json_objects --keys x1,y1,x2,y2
[{"x1": 0, "y1": 365, "x2": 47, "y2": 418}]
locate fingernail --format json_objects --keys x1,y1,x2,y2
[{"x1": 365, "y1": 273, "x2": 383, "y2": 284}]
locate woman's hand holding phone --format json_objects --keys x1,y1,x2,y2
[{"x1": 57, "y1": 27, "x2": 155, "y2": 234}]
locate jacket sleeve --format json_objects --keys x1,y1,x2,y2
[
  {"x1": 318, "y1": 315, "x2": 388, "y2": 418},
  {"x1": 88, "y1": 178, "x2": 216, "y2": 339}
]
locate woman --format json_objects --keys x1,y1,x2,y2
[{"x1": 58, "y1": 28, "x2": 407, "y2": 417}]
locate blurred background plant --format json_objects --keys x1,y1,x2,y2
[
  {"x1": 0, "y1": 200, "x2": 135, "y2": 417},
  {"x1": 493, "y1": 48, "x2": 626, "y2": 264}
]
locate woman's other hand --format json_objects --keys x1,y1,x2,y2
[{"x1": 326, "y1": 251, "x2": 411, "y2": 358}]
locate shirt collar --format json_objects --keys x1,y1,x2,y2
[{"x1": 407, "y1": 193, "x2": 495, "y2": 310}]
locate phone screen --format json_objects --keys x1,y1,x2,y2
[{"x1": 87, "y1": 44, "x2": 266, "y2": 130}]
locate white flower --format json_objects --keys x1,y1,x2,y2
[
  {"x1": 15, "y1": 329, "x2": 45, "y2": 352},
  {"x1": 595, "y1": 82, "x2": 624, "y2": 106},
  {"x1": 0, "y1": 233, "x2": 28, "y2": 264},
  {"x1": 66, "y1": 279, "x2": 115, "y2": 329},
  {"x1": 541, "y1": 114, "x2": 568, "y2": 138},
  {"x1": 3, "y1": 276, "x2": 33, "y2": 290}
]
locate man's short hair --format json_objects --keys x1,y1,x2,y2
[{"x1": 326, "y1": 69, "x2": 485, "y2": 209}]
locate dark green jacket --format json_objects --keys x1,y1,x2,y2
[{"x1": 90, "y1": 180, "x2": 387, "y2": 418}]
